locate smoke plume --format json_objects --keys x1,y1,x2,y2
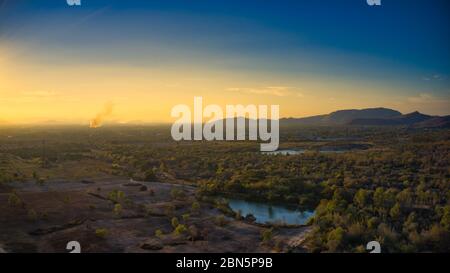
[{"x1": 90, "y1": 102, "x2": 113, "y2": 128}]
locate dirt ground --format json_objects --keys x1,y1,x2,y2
[{"x1": 0, "y1": 178, "x2": 311, "y2": 253}]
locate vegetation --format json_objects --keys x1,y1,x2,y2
[
  {"x1": 8, "y1": 191, "x2": 23, "y2": 207},
  {"x1": 155, "y1": 229, "x2": 164, "y2": 238},
  {"x1": 95, "y1": 228, "x2": 109, "y2": 239},
  {"x1": 261, "y1": 228, "x2": 274, "y2": 245},
  {"x1": 171, "y1": 217, "x2": 179, "y2": 229},
  {"x1": 0, "y1": 125, "x2": 448, "y2": 252},
  {"x1": 113, "y1": 203, "x2": 123, "y2": 217},
  {"x1": 174, "y1": 224, "x2": 188, "y2": 235}
]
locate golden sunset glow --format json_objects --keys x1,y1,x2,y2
[
  {"x1": 1, "y1": 51, "x2": 447, "y2": 125},
  {"x1": 0, "y1": 2, "x2": 448, "y2": 125}
]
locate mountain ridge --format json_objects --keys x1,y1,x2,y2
[{"x1": 280, "y1": 108, "x2": 449, "y2": 128}]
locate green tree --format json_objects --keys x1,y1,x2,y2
[{"x1": 171, "y1": 217, "x2": 179, "y2": 228}]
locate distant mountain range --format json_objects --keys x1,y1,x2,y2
[{"x1": 280, "y1": 108, "x2": 450, "y2": 128}]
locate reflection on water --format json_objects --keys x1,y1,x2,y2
[
  {"x1": 262, "y1": 148, "x2": 348, "y2": 155},
  {"x1": 262, "y1": 149, "x2": 306, "y2": 155},
  {"x1": 227, "y1": 198, "x2": 315, "y2": 225}
]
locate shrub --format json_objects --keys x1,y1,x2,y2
[
  {"x1": 8, "y1": 191, "x2": 22, "y2": 207},
  {"x1": 36, "y1": 177, "x2": 45, "y2": 186},
  {"x1": 182, "y1": 213, "x2": 190, "y2": 222},
  {"x1": 155, "y1": 229, "x2": 164, "y2": 238},
  {"x1": 191, "y1": 201, "x2": 200, "y2": 213},
  {"x1": 170, "y1": 188, "x2": 186, "y2": 200},
  {"x1": 27, "y1": 209, "x2": 38, "y2": 222},
  {"x1": 113, "y1": 203, "x2": 123, "y2": 217},
  {"x1": 215, "y1": 215, "x2": 227, "y2": 226},
  {"x1": 108, "y1": 190, "x2": 125, "y2": 203},
  {"x1": 144, "y1": 169, "x2": 156, "y2": 181},
  {"x1": 165, "y1": 204, "x2": 175, "y2": 216},
  {"x1": 171, "y1": 217, "x2": 179, "y2": 228},
  {"x1": 261, "y1": 228, "x2": 273, "y2": 244},
  {"x1": 95, "y1": 228, "x2": 109, "y2": 238},
  {"x1": 235, "y1": 210, "x2": 242, "y2": 220},
  {"x1": 174, "y1": 224, "x2": 187, "y2": 235}
]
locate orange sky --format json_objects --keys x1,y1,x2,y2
[{"x1": 0, "y1": 40, "x2": 449, "y2": 125}]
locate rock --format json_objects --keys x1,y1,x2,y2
[
  {"x1": 123, "y1": 182, "x2": 143, "y2": 187},
  {"x1": 140, "y1": 238, "x2": 163, "y2": 250},
  {"x1": 187, "y1": 225, "x2": 204, "y2": 241},
  {"x1": 140, "y1": 185, "x2": 148, "y2": 191},
  {"x1": 163, "y1": 236, "x2": 187, "y2": 246},
  {"x1": 244, "y1": 214, "x2": 256, "y2": 222}
]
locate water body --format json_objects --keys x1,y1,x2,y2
[
  {"x1": 262, "y1": 149, "x2": 347, "y2": 155},
  {"x1": 262, "y1": 149, "x2": 307, "y2": 155},
  {"x1": 227, "y1": 198, "x2": 315, "y2": 225}
]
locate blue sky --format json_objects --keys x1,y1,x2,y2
[{"x1": 0, "y1": 0, "x2": 449, "y2": 123}]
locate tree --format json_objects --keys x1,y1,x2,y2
[
  {"x1": 354, "y1": 189, "x2": 370, "y2": 208},
  {"x1": 113, "y1": 203, "x2": 123, "y2": 217},
  {"x1": 440, "y1": 205, "x2": 450, "y2": 231},
  {"x1": 261, "y1": 228, "x2": 273, "y2": 245},
  {"x1": 389, "y1": 203, "x2": 402, "y2": 220},
  {"x1": 174, "y1": 224, "x2": 187, "y2": 235},
  {"x1": 144, "y1": 169, "x2": 156, "y2": 181},
  {"x1": 191, "y1": 201, "x2": 200, "y2": 214},
  {"x1": 326, "y1": 227, "x2": 345, "y2": 252},
  {"x1": 171, "y1": 217, "x2": 179, "y2": 229}
]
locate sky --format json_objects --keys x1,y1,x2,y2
[{"x1": 0, "y1": 0, "x2": 449, "y2": 124}]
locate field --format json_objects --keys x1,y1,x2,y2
[{"x1": 0, "y1": 125, "x2": 449, "y2": 253}]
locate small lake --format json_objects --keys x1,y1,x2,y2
[
  {"x1": 262, "y1": 149, "x2": 306, "y2": 155},
  {"x1": 262, "y1": 149, "x2": 347, "y2": 155},
  {"x1": 227, "y1": 198, "x2": 315, "y2": 225}
]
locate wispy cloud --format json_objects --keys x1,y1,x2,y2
[
  {"x1": 404, "y1": 93, "x2": 450, "y2": 115},
  {"x1": 407, "y1": 93, "x2": 445, "y2": 103},
  {"x1": 422, "y1": 74, "x2": 445, "y2": 81},
  {"x1": 226, "y1": 86, "x2": 303, "y2": 97}
]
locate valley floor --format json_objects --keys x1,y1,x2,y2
[{"x1": 0, "y1": 177, "x2": 310, "y2": 253}]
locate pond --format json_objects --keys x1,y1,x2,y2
[
  {"x1": 261, "y1": 145, "x2": 369, "y2": 155},
  {"x1": 262, "y1": 149, "x2": 306, "y2": 155},
  {"x1": 227, "y1": 198, "x2": 315, "y2": 225},
  {"x1": 262, "y1": 149, "x2": 347, "y2": 155}
]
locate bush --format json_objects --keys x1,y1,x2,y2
[
  {"x1": 235, "y1": 210, "x2": 242, "y2": 220},
  {"x1": 108, "y1": 190, "x2": 125, "y2": 203},
  {"x1": 27, "y1": 209, "x2": 38, "y2": 222},
  {"x1": 144, "y1": 169, "x2": 156, "y2": 181},
  {"x1": 174, "y1": 224, "x2": 187, "y2": 235},
  {"x1": 170, "y1": 188, "x2": 186, "y2": 200},
  {"x1": 261, "y1": 228, "x2": 273, "y2": 244},
  {"x1": 171, "y1": 217, "x2": 179, "y2": 228},
  {"x1": 191, "y1": 201, "x2": 200, "y2": 213},
  {"x1": 95, "y1": 228, "x2": 109, "y2": 238},
  {"x1": 326, "y1": 227, "x2": 345, "y2": 252},
  {"x1": 36, "y1": 177, "x2": 45, "y2": 186},
  {"x1": 155, "y1": 229, "x2": 164, "y2": 238},
  {"x1": 113, "y1": 203, "x2": 123, "y2": 217},
  {"x1": 214, "y1": 215, "x2": 227, "y2": 226},
  {"x1": 182, "y1": 213, "x2": 190, "y2": 222},
  {"x1": 8, "y1": 191, "x2": 22, "y2": 207}
]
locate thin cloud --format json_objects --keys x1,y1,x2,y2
[
  {"x1": 404, "y1": 93, "x2": 450, "y2": 115},
  {"x1": 422, "y1": 74, "x2": 445, "y2": 81},
  {"x1": 226, "y1": 86, "x2": 303, "y2": 97},
  {"x1": 406, "y1": 93, "x2": 446, "y2": 103}
]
